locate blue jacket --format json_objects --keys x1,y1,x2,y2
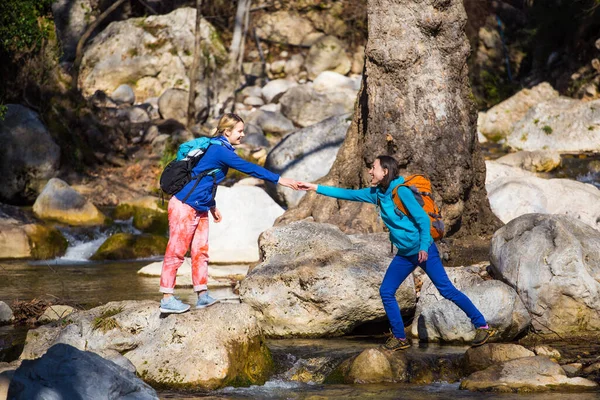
[
  {"x1": 175, "y1": 136, "x2": 280, "y2": 211},
  {"x1": 316, "y1": 176, "x2": 432, "y2": 256}
]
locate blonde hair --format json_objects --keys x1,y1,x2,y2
[{"x1": 216, "y1": 113, "x2": 244, "y2": 136}]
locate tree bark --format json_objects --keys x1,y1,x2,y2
[
  {"x1": 279, "y1": 0, "x2": 502, "y2": 240},
  {"x1": 187, "y1": 0, "x2": 204, "y2": 127}
]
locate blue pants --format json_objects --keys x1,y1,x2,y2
[{"x1": 379, "y1": 243, "x2": 487, "y2": 339}]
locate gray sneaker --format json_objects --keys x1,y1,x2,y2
[
  {"x1": 159, "y1": 296, "x2": 190, "y2": 314},
  {"x1": 196, "y1": 292, "x2": 220, "y2": 309}
]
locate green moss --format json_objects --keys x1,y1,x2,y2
[
  {"x1": 542, "y1": 125, "x2": 553, "y2": 134},
  {"x1": 128, "y1": 48, "x2": 139, "y2": 58},
  {"x1": 25, "y1": 224, "x2": 68, "y2": 260},
  {"x1": 520, "y1": 133, "x2": 528, "y2": 141},
  {"x1": 145, "y1": 38, "x2": 168, "y2": 51},
  {"x1": 534, "y1": 119, "x2": 539, "y2": 124},
  {"x1": 92, "y1": 307, "x2": 123, "y2": 332},
  {"x1": 90, "y1": 233, "x2": 168, "y2": 260}
]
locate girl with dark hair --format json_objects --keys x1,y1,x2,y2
[
  {"x1": 159, "y1": 113, "x2": 299, "y2": 314},
  {"x1": 298, "y1": 155, "x2": 494, "y2": 349}
]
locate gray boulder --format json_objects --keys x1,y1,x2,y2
[
  {"x1": 460, "y1": 356, "x2": 597, "y2": 392},
  {"x1": 264, "y1": 114, "x2": 351, "y2": 207},
  {"x1": 478, "y1": 82, "x2": 559, "y2": 142},
  {"x1": 0, "y1": 105, "x2": 60, "y2": 204},
  {"x1": 9, "y1": 343, "x2": 159, "y2": 399},
  {"x1": 280, "y1": 83, "x2": 357, "y2": 127},
  {"x1": 0, "y1": 302, "x2": 13, "y2": 324},
  {"x1": 305, "y1": 36, "x2": 352, "y2": 80},
  {"x1": 247, "y1": 110, "x2": 295, "y2": 136},
  {"x1": 255, "y1": 11, "x2": 319, "y2": 46},
  {"x1": 33, "y1": 178, "x2": 107, "y2": 226},
  {"x1": 491, "y1": 214, "x2": 600, "y2": 336},
  {"x1": 110, "y1": 84, "x2": 136, "y2": 105},
  {"x1": 158, "y1": 88, "x2": 188, "y2": 124},
  {"x1": 240, "y1": 221, "x2": 416, "y2": 338},
  {"x1": 463, "y1": 344, "x2": 535, "y2": 373},
  {"x1": 494, "y1": 150, "x2": 561, "y2": 172},
  {"x1": 20, "y1": 301, "x2": 273, "y2": 389},
  {"x1": 261, "y1": 79, "x2": 298, "y2": 103},
  {"x1": 507, "y1": 97, "x2": 600, "y2": 153}
]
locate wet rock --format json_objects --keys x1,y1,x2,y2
[
  {"x1": 38, "y1": 306, "x2": 77, "y2": 324},
  {"x1": 255, "y1": 11, "x2": 318, "y2": 46},
  {"x1": 240, "y1": 221, "x2": 416, "y2": 337},
  {"x1": 0, "y1": 105, "x2": 60, "y2": 205},
  {"x1": 0, "y1": 302, "x2": 13, "y2": 324},
  {"x1": 460, "y1": 356, "x2": 598, "y2": 392},
  {"x1": 111, "y1": 84, "x2": 136, "y2": 105},
  {"x1": 264, "y1": 114, "x2": 351, "y2": 207},
  {"x1": 280, "y1": 83, "x2": 357, "y2": 127},
  {"x1": 490, "y1": 214, "x2": 600, "y2": 336},
  {"x1": 209, "y1": 186, "x2": 284, "y2": 263},
  {"x1": 563, "y1": 363, "x2": 583, "y2": 377},
  {"x1": 464, "y1": 344, "x2": 535, "y2": 373},
  {"x1": 478, "y1": 82, "x2": 559, "y2": 142},
  {"x1": 261, "y1": 79, "x2": 298, "y2": 104},
  {"x1": 507, "y1": 97, "x2": 600, "y2": 153},
  {"x1": 415, "y1": 279, "x2": 530, "y2": 343},
  {"x1": 9, "y1": 343, "x2": 159, "y2": 399},
  {"x1": 495, "y1": 150, "x2": 562, "y2": 172},
  {"x1": 33, "y1": 178, "x2": 107, "y2": 226},
  {"x1": 346, "y1": 349, "x2": 394, "y2": 384},
  {"x1": 79, "y1": 8, "x2": 228, "y2": 104},
  {"x1": 20, "y1": 301, "x2": 273, "y2": 389},
  {"x1": 583, "y1": 362, "x2": 600, "y2": 376},
  {"x1": 114, "y1": 198, "x2": 167, "y2": 235},
  {"x1": 91, "y1": 233, "x2": 167, "y2": 260},
  {"x1": 487, "y1": 174, "x2": 600, "y2": 231},
  {"x1": 305, "y1": 36, "x2": 352, "y2": 80}
]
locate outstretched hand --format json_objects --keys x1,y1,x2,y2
[
  {"x1": 278, "y1": 177, "x2": 299, "y2": 190},
  {"x1": 210, "y1": 207, "x2": 222, "y2": 223},
  {"x1": 298, "y1": 181, "x2": 317, "y2": 191}
]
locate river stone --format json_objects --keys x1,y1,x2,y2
[
  {"x1": 114, "y1": 200, "x2": 167, "y2": 235},
  {"x1": 280, "y1": 83, "x2": 357, "y2": 127},
  {"x1": 415, "y1": 280, "x2": 531, "y2": 343},
  {"x1": 158, "y1": 88, "x2": 189, "y2": 124},
  {"x1": 347, "y1": 349, "x2": 393, "y2": 384},
  {"x1": 33, "y1": 178, "x2": 107, "y2": 226},
  {"x1": 247, "y1": 110, "x2": 295, "y2": 135},
  {"x1": 485, "y1": 160, "x2": 535, "y2": 186},
  {"x1": 478, "y1": 82, "x2": 559, "y2": 141},
  {"x1": 78, "y1": 8, "x2": 228, "y2": 104},
  {"x1": 0, "y1": 105, "x2": 60, "y2": 205},
  {"x1": 507, "y1": 97, "x2": 600, "y2": 153},
  {"x1": 9, "y1": 343, "x2": 159, "y2": 399},
  {"x1": 209, "y1": 185, "x2": 284, "y2": 263},
  {"x1": 312, "y1": 71, "x2": 361, "y2": 92},
  {"x1": 305, "y1": 36, "x2": 352, "y2": 80},
  {"x1": 240, "y1": 221, "x2": 416, "y2": 337},
  {"x1": 464, "y1": 344, "x2": 535, "y2": 373},
  {"x1": 111, "y1": 84, "x2": 136, "y2": 105},
  {"x1": 533, "y1": 345, "x2": 561, "y2": 360},
  {"x1": 38, "y1": 306, "x2": 77, "y2": 324},
  {"x1": 490, "y1": 214, "x2": 600, "y2": 336},
  {"x1": 244, "y1": 96, "x2": 264, "y2": 107},
  {"x1": 261, "y1": 79, "x2": 298, "y2": 104},
  {"x1": 460, "y1": 356, "x2": 598, "y2": 392},
  {"x1": 255, "y1": 11, "x2": 317, "y2": 46},
  {"x1": 0, "y1": 222, "x2": 30, "y2": 259},
  {"x1": 117, "y1": 107, "x2": 150, "y2": 124},
  {"x1": 20, "y1": 301, "x2": 273, "y2": 389},
  {"x1": 487, "y1": 174, "x2": 600, "y2": 231},
  {"x1": 494, "y1": 150, "x2": 562, "y2": 172},
  {"x1": 0, "y1": 302, "x2": 13, "y2": 324},
  {"x1": 264, "y1": 114, "x2": 351, "y2": 208},
  {"x1": 91, "y1": 233, "x2": 167, "y2": 260}
]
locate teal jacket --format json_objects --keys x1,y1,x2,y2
[{"x1": 316, "y1": 176, "x2": 432, "y2": 256}]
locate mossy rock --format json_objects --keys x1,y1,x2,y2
[
  {"x1": 91, "y1": 233, "x2": 168, "y2": 260},
  {"x1": 114, "y1": 204, "x2": 168, "y2": 235},
  {"x1": 23, "y1": 224, "x2": 68, "y2": 260}
]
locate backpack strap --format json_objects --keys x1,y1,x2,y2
[{"x1": 181, "y1": 168, "x2": 220, "y2": 204}]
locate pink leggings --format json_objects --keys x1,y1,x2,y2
[{"x1": 159, "y1": 196, "x2": 209, "y2": 293}]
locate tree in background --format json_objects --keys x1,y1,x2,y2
[{"x1": 279, "y1": 0, "x2": 502, "y2": 262}]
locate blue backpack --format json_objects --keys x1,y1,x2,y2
[{"x1": 159, "y1": 137, "x2": 222, "y2": 201}]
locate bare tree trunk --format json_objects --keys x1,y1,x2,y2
[
  {"x1": 279, "y1": 0, "x2": 501, "y2": 242},
  {"x1": 230, "y1": 0, "x2": 251, "y2": 71},
  {"x1": 187, "y1": 0, "x2": 204, "y2": 128}
]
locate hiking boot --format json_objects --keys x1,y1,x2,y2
[
  {"x1": 382, "y1": 336, "x2": 411, "y2": 351},
  {"x1": 196, "y1": 292, "x2": 220, "y2": 309},
  {"x1": 472, "y1": 326, "x2": 497, "y2": 347},
  {"x1": 159, "y1": 296, "x2": 190, "y2": 314}
]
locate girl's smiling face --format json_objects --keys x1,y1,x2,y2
[
  {"x1": 368, "y1": 158, "x2": 388, "y2": 186},
  {"x1": 224, "y1": 121, "x2": 245, "y2": 145}
]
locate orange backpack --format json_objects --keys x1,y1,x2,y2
[{"x1": 391, "y1": 174, "x2": 445, "y2": 241}]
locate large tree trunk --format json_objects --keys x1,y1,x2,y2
[{"x1": 279, "y1": 0, "x2": 501, "y2": 244}]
